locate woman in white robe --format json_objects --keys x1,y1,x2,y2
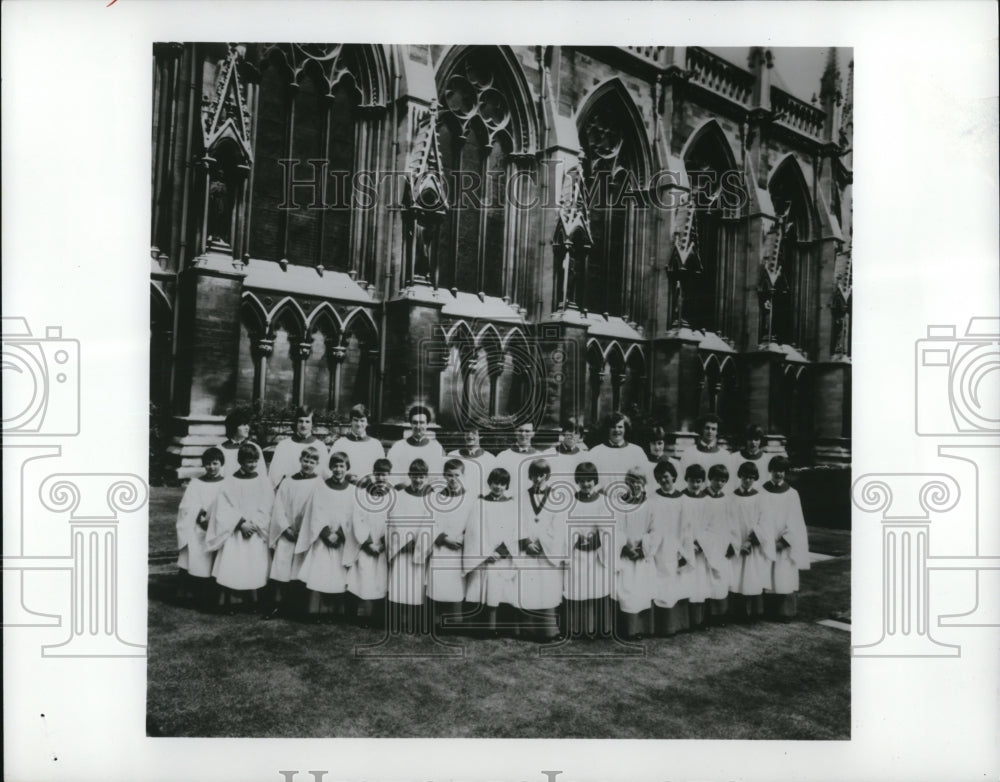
[
  {"x1": 296, "y1": 452, "x2": 355, "y2": 618},
  {"x1": 206, "y1": 445, "x2": 274, "y2": 609},
  {"x1": 649, "y1": 459, "x2": 693, "y2": 636},
  {"x1": 267, "y1": 446, "x2": 322, "y2": 615},
  {"x1": 218, "y1": 409, "x2": 264, "y2": 479},
  {"x1": 176, "y1": 447, "x2": 226, "y2": 605}
]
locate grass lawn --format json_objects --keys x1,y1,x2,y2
[{"x1": 146, "y1": 486, "x2": 850, "y2": 739}]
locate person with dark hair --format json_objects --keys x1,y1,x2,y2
[
  {"x1": 644, "y1": 424, "x2": 679, "y2": 488},
  {"x1": 649, "y1": 458, "x2": 692, "y2": 636},
  {"x1": 730, "y1": 461, "x2": 775, "y2": 623},
  {"x1": 564, "y1": 461, "x2": 615, "y2": 639},
  {"x1": 614, "y1": 466, "x2": 656, "y2": 640},
  {"x1": 447, "y1": 428, "x2": 496, "y2": 497},
  {"x1": 269, "y1": 406, "x2": 330, "y2": 488},
  {"x1": 386, "y1": 458, "x2": 435, "y2": 633},
  {"x1": 515, "y1": 458, "x2": 566, "y2": 642},
  {"x1": 761, "y1": 455, "x2": 810, "y2": 620},
  {"x1": 588, "y1": 412, "x2": 647, "y2": 495},
  {"x1": 496, "y1": 421, "x2": 545, "y2": 502},
  {"x1": 426, "y1": 459, "x2": 474, "y2": 636},
  {"x1": 331, "y1": 404, "x2": 385, "y2": 485},
  {"x1": 702, "y1": 463, "x2": 740, "y2": 625},
  {"x1": 678, "y1": 414, "x2": 727, "y2": 483},
  {"x1": 548, "y1": 418, "x2": 589, "y2": 486},
  {"x1": 387, "y1": 405, "x2": 444, "y2": 488},
  {"x1": 296, "y1": 451, "x2": 354, "y2": 620},
  {"x1": 206, "y1": 443, "x2": 274, "y2": 611},
  {"x1": 175, "y1": 447, "x2": 227, "y2": 606},
  {"x1": 731, "y1": 423, "x2": 768, "y2": 490},
  {"x1": 346, "y1": 457, "x2": 393, "y2": 628},
  {"x1": 266, "y1": 445, "x2": 323, "y2": 618},
  {"x1": 220, "y1": 409, "x2": 265, "y2": 478},
  {"x1": 678, "y1": 463, "x2": 712, "y2": 629},
  {"x1": 463, "y1": 467, "x2": 519, "y2": 637}
]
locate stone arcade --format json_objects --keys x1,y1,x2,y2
[{"x1": 150, "y1": 44, "x2": 853, "y2": 478}]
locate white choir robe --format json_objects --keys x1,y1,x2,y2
[
  {"x1": 426, "y1": 489, "x2": 475, "y2": 604},
  {"x1": 219, "y1": 440, "x2": 265, "y2": 479},
  {"x1": 677, "y1": 443, "x2": 731, "y2": 483},
  {"x1": 176, "y1": 475, "x2": 226, "y2": 577},
  {"x1": 614, "y1": 496, "x2": 657, "y2": 614},
  {"x1": 546, "y1": 447, "x2": 588, "y2": 494},
  {"x1": 206, "y1": 472, "x2": 274, "y2": 590},
  {"x1": 516, "y1": 488, "x2": 568, "y2": 611},
  {"x1": 446, "y1": 448, "x2": 497, "y2": 497},
  {"x1": 678, "y1": 491, "x2": 724, "y2": 602},
  {"x1": 701, "y1": 491, "x2": 741, "y2": 599},
  {"x1": 386, "y1": 437, "x2": 445, "y2": 488},
  {"x1": 495, "y1": 447, "x2": 548, "y2": 504},
  {"x1": 296, "y1": 481, "x2": 354, "y2": 594},
  {"x1": 564, "y1": 492, "x2": 615, "y2": 601},
  {"x1": 463, "y1": 497, "x2": 520, "y2": 608},
  {"x1": 761, "y1": 482, "x2": 810, "y2": 593},
  {"x1": 729, "y1": 451, "x2": 768, "y2": 492},
  {"x1": 268, "y1": 436, "x2": 330, "y2": 488},
  {"x1": 645, "y1": 456, "x2": 681, "y2": 494},
  {"x1": 386, "y1": 488, "x2": 435, "y2": 606},
  {"x1": 268, "y1": 474, "x2": 321, "y2": 582},
  {"x1": 345, "y1": 487, "x2": 390, "y2": 600},
  {"x1": 649, "y1": 490, "x2": 693, "y2": 609},
  {"x1": 331, "y1": 435, "x2": 386, "y2": 483},
  {"x1": 588, "y1": 442, "x2": 650, "y2": 495},
  {"x1": 730, "y1": 489, "x2": 776, "y2": 595}
]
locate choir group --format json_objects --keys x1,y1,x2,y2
[{"x1": 174, "y1": 405, "x2": 811, "y2": 642}]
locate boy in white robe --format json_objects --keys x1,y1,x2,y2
[
  {"x1": 730, "y1": 423, "x2": 769, "y2": 492},
  {"x1": 176, "y1": 447, "x2": 226, "y2": 607},
  {"x1": 424, "y1": 459, "x2": 474, "y2": 636},
  {"x1": 730, "y1": 461, "x2": 776, "y2": 622},
  {"x1": 564, "y1": 462, "x2": 615, "y2": 639},
  {"x1": 446, "y1": 428, "x2": 496, "y2": 497},
  {"x1": 266, "y1": 445, "x2": 322, "y2": 617},
  {"x1": 613, "y1": 467, "x2": 656, "y2": 640},
  {"x1": 219, "y1": 410, "x2": 266, "y2": 479},
  {"x1": 206, "y1": 444, "x2": 274, "y2": 610},
  {"x1": 678, "y1": 414, "x2": 729, "y2": 488},
  {"x1": 296, "y1": 451, "x2": 355, "y2": 620},
  {"x1": 495, "y1": 422, "x2": 546, "y2": 504},
  {"x1": 761, "y1": 456, "x2": 810, "y2": 619},
  {"x1": 649, "y1": 459, "x2": 692, "y2": 636},
  {"x1": 269, "y1": 406, "x2": 330, "y2": 488},
  {"x1": 330, "y1": 404, "x2": 386, "y2": 486},
  {"x1": 678, "y1": 464, "x2": 712, "y2": 629},
  {"x1": 702, "y1": 463, "x2": 741, "y2": 625},
  {"x1": 588, "y1": 412, "x2": 648, "y2": 497},
  {"x1": 462, "y1": 467, "x2": 519, "y2": 637},
  {"x1": 346, "y1": 457, "x2": 393, "y2": 629},
  {"x1": 548, "y1": 419, "x2": 588, "y2": 491},
  {"x1": 386, "y1": 405, "x2": 444, "y2": 488},
  {"x1": 515, "y1": 459, "x2": 567, "y2": 642},
  {"x1": 386, "y1": 458, "x2": 435, "y2": 633}
]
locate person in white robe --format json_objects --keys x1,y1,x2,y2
[
  {"x1": 266, "y1": 445, "x2": 322, "y2": 616},
  {"x1": 729, "y1": 423, "x2": 769, "y2": 492},
  {"x1": 730, "y1": 461, "x2": 776, "y2": 622},
  {"x1": 296, "y1": 451, "x2": 355, "y2": 619},
  {"x1": 678, "y1": 464, "x2": 713, "y2": 629},
  {"x1": 268, "y1": 407, "x2": 330, "y2": 488},
  {"x1": 761, "y1": 456, "x2": 810, "y2": 619},
  {"x1": 514, "y1": 458, "x2": 568, "y2": 642},
  {"x1": 206, "y1": 444, "x2": 274, "y2": 609},
  {"x1": 386, "y1": 458, "x2": 435, "y2": 633},
  {"x1": 446, "y1": 428, "x2": 496, "y2": 498},
  {"x1": 386, "y1": 405, "x2": 444, "y2": 488},
  {"x1": 330, "y1": 404, "x2": 386, "y2": 486},
  {"x1": 547, "y1": 418, "x2": 589, "y2": 492},
  {"x1": 587, "y1": 412, "x2": 648, "y2": 499},
  {"x1": 495, "y1": 422, "x2": 547, "y2": 504},
  {"x1": 218, "y1": 409, "x2": 265, "y2": 479},
  {"x1": 425, "y1": 459, "x2": 475, "y2": 635},
  {"x1": 702, "y1": 464, "x2": 741, "y2": 624},
  {"x1": 644, "y1": 425, "x2": 681, "y2": 489},
  {"x1": 346, "y1": 457, "x2": 393, "y2": 628},
  {"x1": 176, "y1": 447, "x2": 226, "y2": 606},
  {"x1": 678, "y1": 414, "x2": 730, "y2": 486},
  {"x1": 648, "y1": 459, "x2": 693, "y2": 636},
  {"x1": 563, "y1": 462, "x2": 615, "y2": 638},
  {"x1": 612, "y1": 467, "x2": 656, "y2": 640},
  {"x1": 462, "y1": 467, "x2": 519, "y2": 636}
]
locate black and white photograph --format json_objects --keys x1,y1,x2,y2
[{"x1": 146, "y1": 42, "x2": 852, "y2": 739}]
